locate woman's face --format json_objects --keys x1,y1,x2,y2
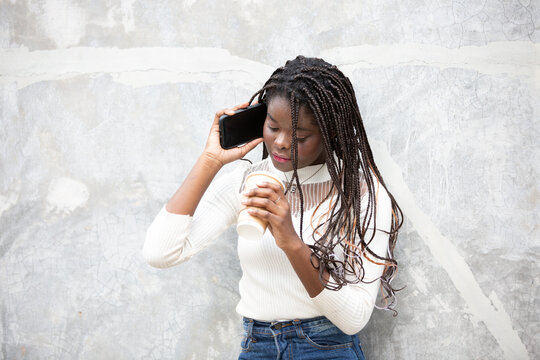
[{"x1": 263, "y1": 96, "x2": 326, "y2": 172}]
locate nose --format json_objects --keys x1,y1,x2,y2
[{"x1": 274, "y1": 131, "x2": 291, "y2": 150}]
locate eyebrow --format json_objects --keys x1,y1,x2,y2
[{"x1": 267, "y1": 112, "x2": 313, "y2": 132}]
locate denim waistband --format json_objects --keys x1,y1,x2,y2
[
  {"x1": 240, "y1": 316, "x2": 363, "y2": 358},
  {"x1": 242, "y1": 316, "x2": 332, "y2": 338}
]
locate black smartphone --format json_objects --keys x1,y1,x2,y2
[{"x1": 219, "y1": 103, "x2": 267, "y2": 149}]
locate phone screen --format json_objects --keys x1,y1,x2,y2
[{"x1": 219, "y1": 103, "x2": 267, "y2": 149}]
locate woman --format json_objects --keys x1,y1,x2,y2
[{"x1": 143, "y1": 56, "x2": 403, "y2": 359}]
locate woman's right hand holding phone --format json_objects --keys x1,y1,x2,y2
[
  {"x1": 202, "y1": 102, "x2": 263, "y2": 168},
  {"x1": 166, "y1": 102, "x2": 263, "y2": 216}
]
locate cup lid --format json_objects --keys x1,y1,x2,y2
[{"x1": 244, "y1": 171, "x2": 285, "y2": 191}]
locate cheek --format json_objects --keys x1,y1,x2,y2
[
  {"x1": 297, "y1": 142, "x2": 315, "y2": 158},
  {"x1": 300, "y1": 138, "x2": 325, "y2": 160},
  {"x1": 262, "y1": 126, "x2": 278, "y2": 153},
  {"x1": 262, "y1": 126, "x2": 272, "y2": 145}
]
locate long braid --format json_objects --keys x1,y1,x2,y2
[
  {"x1": 289, "y1": 93, "x2": 305, "y2": 239},
  {"x1": 250, "y1": 56, "x2": 404, "y2": 313}
]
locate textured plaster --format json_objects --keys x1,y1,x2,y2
[{"x1": 1, "y1": 1, "x2": 539, "y2": 359}]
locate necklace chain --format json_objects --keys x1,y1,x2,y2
[{"x1": 283, "y1": 164, "x2": 325, "y2": 193}]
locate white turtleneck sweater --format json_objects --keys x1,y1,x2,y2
[{"x1": 143, "y1": 158, "x2": 393, "y2": 335}]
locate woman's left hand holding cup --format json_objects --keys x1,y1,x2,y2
[{"x1": 242, "y1": 182, "x2": 303, "y2": 252}]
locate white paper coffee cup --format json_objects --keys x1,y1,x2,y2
[{"x1": 237, "y1": 171, "x2": 285, "y2": 240}]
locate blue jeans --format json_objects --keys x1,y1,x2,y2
[{"x1": 238, "y1": 316, "x2": 366, "y2": 360}]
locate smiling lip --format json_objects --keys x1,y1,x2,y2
[{"x1": 272, "y1": 153, "x2": 291, "y2": 163}]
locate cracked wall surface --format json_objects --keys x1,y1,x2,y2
[{"x1": 0, "y1": 1, "x2": 539, "y2": 359}]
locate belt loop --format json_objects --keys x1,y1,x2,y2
[
  {"x1": 292, "y1": 319, "x2": 305, "y2": 339},
  {"x1": 245, "y1": 318, "x2": 254, "y2": 339}
]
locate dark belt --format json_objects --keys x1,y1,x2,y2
[{"x1": 272, "y1": 321, "x2": 294, "y2": 330}]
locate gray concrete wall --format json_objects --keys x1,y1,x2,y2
[{"x1": 1, "y1": 1, "x2": 538, "y2": 359}]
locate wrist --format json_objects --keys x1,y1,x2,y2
[
  {"x1": 280, "y1": 234, "x2": 305, "y2": 255},
  {"x1": 200, "y1": 152, "x2": 224, "y2": 171}
]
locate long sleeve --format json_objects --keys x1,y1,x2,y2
[
  {"x1": 142, "y1": 163, "x2": 247, "y2": 268},
  {"x1": 310, "y1": 183, "x2": 393, "y2": 335}
]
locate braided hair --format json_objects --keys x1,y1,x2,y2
[{"x1": 248, "y1": 55, "x2": 404, "y2": 313}]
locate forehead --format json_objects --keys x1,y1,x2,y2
[{"x1": 267, "y1": 96, "x2": 318, "y2": 130}]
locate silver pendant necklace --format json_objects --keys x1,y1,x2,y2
[{"x1": 283, "y1": 164, "x2": 325, "y2": 193}]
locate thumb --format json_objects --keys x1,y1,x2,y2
[{"x1": 238, "y1": 137, "x2": 263, "y2": 156}]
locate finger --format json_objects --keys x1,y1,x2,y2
[
  {"x1": 243, "y1": 186, "x2": 278, "y2": 200},
  {"x1": 216, "y1": 102, "x2": 251, "y2": 121},
  {"x1": 256, "y1": 181, "x2": 284, "y2": 195},
  {"x1": 246, "y1": 207, "x2": 278, "y2": 222},
  {"x1": 241, "y1": 196, "x2": 280, "y2": 211},
  {"x1": 213, "y1": 108, "x2": 232, "y2": 123},
  {"x1": 232, "y1": 101, "x2": 250, "y2": 111},
  {"x1": 243, "y1": 187, "x2": 282, "y2": 204},
  {"x1": 215, "y1": 105, "x2": 241, "y2": 119},
  {"x1": 244, "y1": 186, "x2": 275, "y2": 197},
  {"x1": 237, "y1": 137, "x2": 263, "y2": 156}
]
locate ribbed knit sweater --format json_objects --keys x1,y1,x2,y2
[{"x1": 143, "y1": 157, "x2": 392, "y2": 335}]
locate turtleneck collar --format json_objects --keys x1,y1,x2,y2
[{"x1": 266, "y1": 157, "x2": 332, "y2": 184}]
